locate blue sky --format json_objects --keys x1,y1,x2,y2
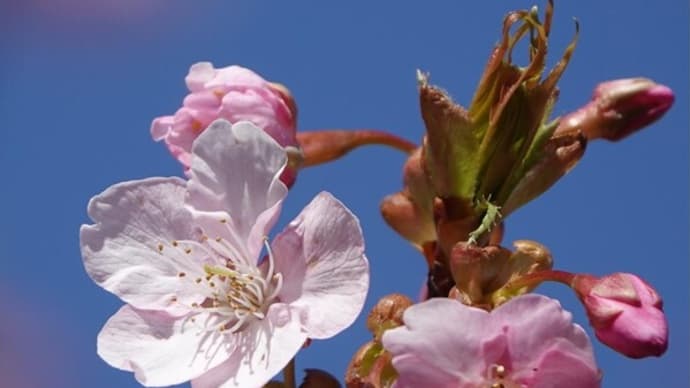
[{"x1": 1, "y1": 0, "x2": 687, "y2": 386}]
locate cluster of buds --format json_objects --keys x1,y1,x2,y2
[
  {"x1": 380, "y1": 2, "x2": 673, "y2": 302},
  {"x1": 382, "y1": 3, "x2": 585, "y2": 301},
  {"x1": 368, "y1": 1, "x2": 673, "y2": 386}
]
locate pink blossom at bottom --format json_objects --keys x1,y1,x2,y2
[
  {"x1": 81, "y1": 120, "x2": 369, "y2": 387},
  {"x1": 382, "y1": 294, "x2": 601, "y2": 388}
]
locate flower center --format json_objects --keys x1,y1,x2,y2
[
  {"x1": 485, "y1": 364, "x2": 521, "y2": 388},
  {"x1": 169, "y1": 233, "x2": 283, "y2": 335}
]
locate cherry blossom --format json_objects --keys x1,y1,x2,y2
[
  {"x1": 382, "y1": 294, "x2": 601, "y2": 388},
  {"x1": 81, "y1": 119, "x2": 369, "y2": 387},
  {"x1": 151, "y1": 62, "x2": 300, "y2": 186}
]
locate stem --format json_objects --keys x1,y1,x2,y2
[
  {"x1": 283, "y1": 357, "x2": 296, "y2": 388},
  {"x1": 504, "y1": 269, "x2": 575, "y2": 291},
  {"x1": 297, "y1": 129, "x2": 417, "y2": 167}
]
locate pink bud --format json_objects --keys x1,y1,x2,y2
[
  {"x1": 573, "y1": 273, "x2": 668, "y2": 358},
  {"x1": 151, "y1": 62, "x2": 300, "y2": 186},
  {"x1": 557, "y1": 78, "x2": 674, "y2": 142}
]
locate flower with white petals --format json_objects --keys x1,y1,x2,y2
[{"x1": 81, "y1": 119, "x2": 369, "y2": 387}]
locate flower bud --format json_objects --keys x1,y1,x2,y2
[
  {"x1": 345, "y1": 341, "x2": 396, "y2": 388},
  {"x1": 556, "y1": 78, "x2": 674, "y2": 142},
  {"x1": 151, "y1": 62, "x2": 300, "y2": 186},
  {"x1": 380, "y1": 149, "x2": 437, "y2": 250},
  {"x1": 572, "y1": 273, "x2": 668, "y2": 358},
  {"x1": 367, "y1": 294, "x2": 413, "y2": 341},
  {"x1": 448, "y1": 240, "x2": 553, "y2": 308},
  {"x1": 418, "y1": 2, "x2": 580, "y2": 246}
]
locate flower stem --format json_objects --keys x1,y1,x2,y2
[
  {"x1": 504, "y1": 269, "x2": 576, "y2": 292},
  {"x1": 297, "y1": 129, "x2": 417, "y2": 167},
  {"x1": 283, "y1": 357, "x2": 296, "y2": 388}
]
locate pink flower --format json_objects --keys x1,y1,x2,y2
[
  {"x1": 81, "y1": 119, "x2": 369, "y2": 387},
  {"x1": 382, "y1": 295, "x2": 600, "y2": 388},
  {"x1": 151, "y1": 62, "x2": 300, "y2": 186},
  {"x1": 573, "y1": 273, "x2": 668, "y2": 359}
]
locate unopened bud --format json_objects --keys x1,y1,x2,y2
[
  {"x1": 150, "y1": 62, "x2": 300, "y2": 186},
  {"x1": 556, "y1": 78, "x2": 674, "y2": 142},
  {"x1": 573, "y1": 272, "x2": 668, "y2": 358},
  {"x1": 367, "y1": 294, "x2": 413, "y2": 341},
  {"x1": 380, "y1": 149, "x2": 437, "y2": 250},
  {"x1": 345, "y1": 341, "x2": 396, "y2": 388}
]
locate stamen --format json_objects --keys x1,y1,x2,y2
[
  {"x1": 172, "y1": 233, "x2": 285, "y2": 337},
  {"x1": 263, "y1": 237, "x2": 275, "y2": 280},
  {"x1": 266, "y1": 273, "x2": 284, "y2": 301}
]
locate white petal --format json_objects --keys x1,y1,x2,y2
[
  {"x1": 190, "y1": 304, "x2": 307, "y2": 388},
  {"x1": 271, "y1": 192, "x2": 369, "y2": 339},
  {"x1": 98, "y1": 305, "x2": 234, "y2": 387},
  {"x1": 187, "y1": 120, "x2": 288, "y2": 263},
  {"x1": 80, "y1": 177, "x2": 204, "y2": 311}
]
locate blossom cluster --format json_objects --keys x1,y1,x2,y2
[{"x1": 80, "y1": 2, "x2": 673, "y2": 387}]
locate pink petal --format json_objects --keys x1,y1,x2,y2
[
  {"x1": 190, "y1": 304, "x2": 308, "y2": 388},
  {"x1": 206, "y1": 65, "x2": 268, "y2": 89},
  {"x1": 80, "y1": 177, "x2": 205, "y2": 312},
  {"x1": 185, "y1": 62, "x2": 217, "y2": 92},
  {"x1": 98, "y1": 305, "x2": 234, "y2": 387},
  {"x1": 271, "y1": 192, "x2": 369, "y2": 339},
  {"x1": 493, "y1": 294, "x2": 595, "y2": 368},
  {"x1": 150, "y1": 116, "x2": 174, "y2": 141},
  {"x1": 187, "y1": 120, "x2": 288, "y2": 262},
  {"x1": 522, "y1": 339, "x2": 601, "y2": 388},
  {"x1": 387, "y1": 353, "x2": 461, "y2": 388},
  {"x1": 382, "y1": 298, "x2": 494, "y2": 384}
]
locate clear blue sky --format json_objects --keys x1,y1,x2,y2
[{"x1": 1, "y1": 1, "x2": 687, "y2": 386}]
